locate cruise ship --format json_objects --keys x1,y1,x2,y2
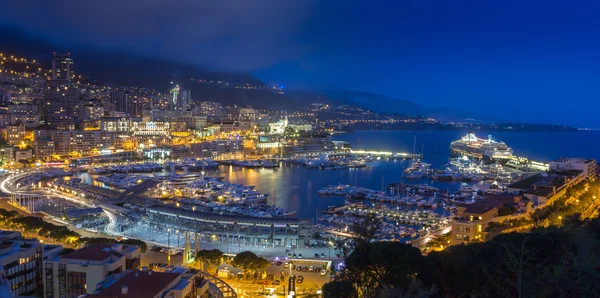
[{"x1": 450, "y1": 133, "x2": 513, "y2": 162}]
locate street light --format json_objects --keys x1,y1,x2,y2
[{"x1": 167, "y1": 228, "x2": 171, "y2": 267}]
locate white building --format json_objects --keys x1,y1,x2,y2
[
  {"x1": 44, "y1": 243, "x2": 140, "y2": 298},
  {"x1": 550, "y1": 158, "x2": 597, "y2": 179}
]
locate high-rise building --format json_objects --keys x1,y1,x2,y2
[
  {"x1": 178, "y1": 89, "x2": 191, "y2": 110},
  {"x1": 110, "y1": 90, "x2": 141, "y2": 116},
  {"x1": 0, "y1": 90, "x2": 11, "y2": 106},
  {"x1": 1, "y1": 125, "x2": 26, "y2": 145},
  {"x1": 51, "y1": 53, "x2": 74, "y2": 81},
  {"x1": 196, "y1": 101, "x2": 222, "y2": 121},
  {"x1": 34, "y1": 129, "x2": 56, "y2": 161},
  {"x1": 170, "y1": 85, "x2": 180, "y2": 109},
  {"x1": 42, "y1": 81, "x2": 80, "y2": 129},
  {"x1": 54, "y1": 130, "x2": 117, "y2": 156}
]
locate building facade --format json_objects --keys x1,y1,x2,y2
[
  {"x1": 44, "y1": 243, "x2": 140, "y2": 298},
  {"x1": 51, "y1": 53, "x2": 74, "y2": 81},
  {"x1": 0, "y1": 230, "x2": 45, "y2": 297}
]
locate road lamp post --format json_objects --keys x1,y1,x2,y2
[{"x1": 167, "y1": 227, "x2": 171, "y2": 267}]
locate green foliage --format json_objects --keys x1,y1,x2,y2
[
  {"x1": 324, "y1": 216, "x2": 600, "y2": 298},
  {"x1": 195, "y1": 249, "x2": 224, "y2": 274},
  {"x1": 231, "y1": 251, "x2": 270, "y2": 277},
  {"x1": 322, "y1": 280, "x2": 357, "y2": 298},
  {"x1": 79, "y1": 237, "x2": 147, "y2": 253},
  {"x1": 10, "y1": 216, "x2": 80, "y2": 245},
  {"x1": 80, "y1": 237, "x2": 118, "y2": 245}
]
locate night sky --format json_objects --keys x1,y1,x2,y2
[{"x1": 2, "y1": 0, "x2": 600, "y2": 127}]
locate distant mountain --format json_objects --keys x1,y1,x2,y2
[
  {"x1": 322, "y1": 89, "x2": 427, "y2": 115},
  {"x1": 0, "y1": 26, "x2": 307, "y2": 110},
  {"x1": 319, "y1": 89, "x2": 503, "y2": 122},
  {"x1": 0, "y1": 26, "x2": 262, "y2": 88}
]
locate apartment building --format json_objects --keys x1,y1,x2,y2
[
  {"x1": 44, "y1": 243, "x2": 140, "y2": 298},
  {"x1": 87, "y1": 269, "x2": 196, "y2": 298},
  {"x1": 54, "y1": 130, "x2": 116, "y2": 156}
]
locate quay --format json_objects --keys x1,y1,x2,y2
[
  {"x1": 146, "y1": 205, "x2": 314, "y2": 248},
  {"x1": 348, "y1": 150, "x2": 421, "y2": 159}
]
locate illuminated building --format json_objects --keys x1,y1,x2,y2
[
  {"x1": 256, "y1": 135, "x2": 284, "y2": 155},
  {"x1": 110, "y1": 90, "x2": 142, "y2": 116},
  {"x1": 0, "y1": 113, "x2": 39, "y2": 128},
  {"x1": 54, "y1": 130, "x2": 117, "y2": 156},
  {"x1": 42, "y1": 84, "x2": 80, "y2": 129},
  {"x1": 196, "y1": 101, "x2": 222, "y2": 121},
  {"x1": 268, "y1": 117, "x2": 288, "y2": 134},
  {"x1": 451, "y1": 200, "x2": 499, "y2": 245},
  {"x1": 178, "y1": 88, "x2": 191, "y2": 110},
  {"x1": 239, "y1": 107, "x2": 258, "y2": 121},
  {"x1": 51, "y1": 53, "x2": 74, "y2": 81},
  {"x1": 143, "y1": 147, "x2": 171, "y2": 159},
  {"x1": 100, "y1": 117, "x2": 133, "y2": 132},
  {"x1": 132, "y1": 121, "x2": 171, "y2": 147},
  {"x1": 0, "y1": 230, "x2": 57, "y2": 297},
  {"x1": 189, "y1": 139, "x2": 244, "y2": 159},
  {"x1": 192, "y1": 115, "x2": 207, "y2": 129},
  {"x1": 288, "y1": 123, "x2": 312, "y2": 132},
  {"x1": 15, "y1": 148, "x2": 33, "y2": 161},
  {"x1": 550, "y1": 158, "x2": 597, "y2": 180},
  {"x1": 142, "y1": 110, "x2": 196, "y2": 128},
  {"x1": 1, "y1": 125, "x2": 25, "y2": 145},
  {"x1": 8, "y1": 104, "x2": 38, "y2": 116},
  {"x1": 219, "y1": 121, "x2": 240, "y2": 133},
  {"x1": 0, "y1": 90, "x2": 11, "y2": 106},
  {"x1": 44, "y1": 243, "x2": 140, "y2": 298},
  {"x1": 33, "y1": 129, "x2": 55, "y2": 160},
  {"x1": 85, "y1": 270, "x2": 197, "y2": 298},
  {"x1": 170, "y1": 85, "x2": 180, "y2": 109},
  {"x1": 131, "y1": 121, "x2": 170, "y2": 138},
  {"x1": 78, "y1": 104, "x2": 104, "y2": 121},
  {"x1": 171, "y1": 145, "x2": 190, "y2": 159}
]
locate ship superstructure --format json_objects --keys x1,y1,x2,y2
[{"x1": 450, "y1": 133, "x2": 513, "y2": 162}]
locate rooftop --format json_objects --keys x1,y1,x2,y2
[
  {"x1": 61, "y1": 244, "x2": 123, "y2": 262},
  {"x1": 507, "y1": 175, "x2": 540, "y2": 190},
  {"x1": 88, "y1": 270, "x2": 180, "y2": 298},
  {"x1": 552, "y1": 157, "x2": 596, "y2": 163},
  {"x1": 459, "y1": 199, "x2": 503, "y2": 215},
  {"x1": 148, "y1": 204, "x2": 301, "y2": 225}
]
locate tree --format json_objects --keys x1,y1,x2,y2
[
  {"x1": 232, "y1": 251, "x2": 256, "y2": 276},
  {"x1": 323, "y1": 214, "x2": 600, "y2": 298},
  {"x1": 343, "y1": 242, "x2": 431, "y2": 297},
  {"x1": 380, "y1": 280, "x2": 438, "y2": 298},
  {"x1": 232, "y1": 251, "x2": 270, "y2": 278},
  {"x1": 322, "y1": 280, "x2": 357, "y2": 298},
  {"x1": 195, "y1": 249, "x2": 224, "y2": 274},
  {"x1": 351, "y1": 215, "x2": 382, "y2": 244}
]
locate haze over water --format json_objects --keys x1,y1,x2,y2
[{"x1": 208, "y1": 130, "x2": 600, "y2": 219}]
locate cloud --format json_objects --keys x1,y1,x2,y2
[{"x1": 0, "y1": 0, "x2": 318, "y2": 71}]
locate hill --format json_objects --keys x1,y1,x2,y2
[{"x1": 0, "y1": 26, "x2": 305, "y2": 110}]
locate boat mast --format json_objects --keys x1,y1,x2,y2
[{"x1": 413, "y1": 135, "x2": 417, "y2": 156}]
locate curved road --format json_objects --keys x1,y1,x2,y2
[{"x1": 0, "y1": 171, "x2": 121, "y2": 237}]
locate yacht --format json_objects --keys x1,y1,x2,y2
[{"x1": 404, "y1": 161, "x2": 431, "y2": 179}]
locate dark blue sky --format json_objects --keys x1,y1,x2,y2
[{"x1": 2, "y1": 0, "x2": 600, "y2": 127}]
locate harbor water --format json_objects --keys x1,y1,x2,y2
[{"x1": 79, "y1": 130, "x2": 600, "y2": 220}]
